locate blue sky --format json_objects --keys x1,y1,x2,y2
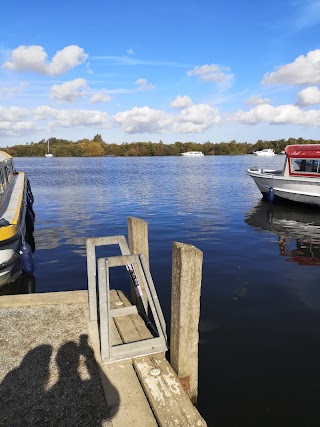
[{"x1": 1, "y1": 0, "x2": 320, "y2": 146}]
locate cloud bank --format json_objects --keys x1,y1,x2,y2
[{"x1": 3, "y1": 45, "x2": 88, "y2": 76}]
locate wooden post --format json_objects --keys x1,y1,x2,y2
[
  {"x1": 128, "y1": 217, "x2": 149, "y2": 306},
  {"x1": 128, "y1": 217, "x2": 149, "y2": 268},
  {"x1": 170, "y1": 241, "x2": 203, "y2": 404}
]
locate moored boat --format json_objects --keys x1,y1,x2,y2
[
  {"x1": 0, "y1": 151, "x2": 35, "y2": 286},
  {"x1": 181, "y1": 151, "x2": 204, "y2": 156},
  {"x1": 247, "y1": 144, "x2": 320, "y2": 207},
  {"x1": 253, "y1": 148, "x2": 276, "y2": 156},
  {"x1": 45, "y1": 139, "x2": 53, "y2": 157}
]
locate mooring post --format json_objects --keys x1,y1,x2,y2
[
  {"x1": 127, "y1": 216, "x2": 150, "y2": 268},
  {"x1": 127, "y1": 217, "x2": 150, "y2": 306},
  {"x1": 170, "y1": 241, "x2": 203, "y2": 404}
]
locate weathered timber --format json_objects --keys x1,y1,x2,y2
[
  {"x1": 128, "y1": 216, "x2": 149, "y2": 306},
  {"x1": 110, "y1": 289, "x2": 207, "y2": 427},
  {"x1": 134, "y1": 354, "x2": 207, "y2": 427},
  {"x1": 0, "y1": 290, "x2": 88, "y2": 308},
  {"x1": 128, "y1": 216, "x2": 149, "y2": 268},
  {"x1": 170, "y1": 241, "x2": 203, "y2": 404}
]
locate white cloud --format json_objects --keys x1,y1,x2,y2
[
  {"x1": 127, "y1": 48, "x2": 135, "y2": 55},
  {"x1": 1, "y1": 82, "x2": 28, "y2": 97},
  {"x1": 187, "y1": 63, "x2": 234, "y2": 88},
  {"x1": 0, "y1": 121, "x2": 36, "y2": 136},
  {"x1": 2, "y1": 45, "x2": 88, "y2": 76},
  {"x1": 0, "y1": 106, "x2": 29, "y2": 121},
  {"x1": 113, "y1": 103, "x2": 221, "y2": 134},
  {"x1": 32, "y1": 106, "x2": 110, "y2": 127},
  {"x1": 244, "y1": 96, "x2": 271, "y2": 106},
  {"x1": 263, "y1": 49, "x2": 320, "y2": 85},
  {"x1": 113, "y1": 106, "x2": 172, "y2": 133},
  {"x1": 171, "y1": 95, "x2": 193, "y2": 109},
  {"x1": 90, "y1": 93, "x2": 111, "y2": 103},
  {"x1": 0, "y1": 104, "x2": 110, "y2": 137},
  {"x1": 296, "y1": 86, "x2": 320, "y2": 106},
  {"x1": 50, "y1": 78, "x2": 88, "y2": 103},
  {"x1": 135, "y1": 78, "x2": 156, "y2": 91},
  {"x1": 231, "y1": 104, "x2": 320, "y2": 126},
  {"x1": 50, "y1": 109, "x2": 110, "y2": 127},
  {"x1": 174, "y1": 104, "x2": 221, "y2": 132}
]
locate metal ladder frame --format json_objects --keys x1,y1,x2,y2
[{"x1": 86, "y1": 235, "x2": 167, "y2": 363}]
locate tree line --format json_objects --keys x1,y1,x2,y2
[{"x1": 2, "y1": 135, "x2": 319, "y2": 157}]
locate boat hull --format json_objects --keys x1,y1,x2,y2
[
  {"x1": 0, "y1": 170, "x2": 34, "y2": 287},
  {"x1": 181, "y1": 151, "x2": 204, "y2": 156},
  {"x1": 247, "y1": 169, "x2": 320, "y2": 207},
  {"x1": 253, "y1": 148, "x2": 276, "y2": 156}
]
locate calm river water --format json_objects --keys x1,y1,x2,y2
[{"x1": 3, "y1": 155, "x2": 320, "y2": 426}]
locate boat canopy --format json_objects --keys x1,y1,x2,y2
[{"x1": 285, "y1": 145, "x2": 320, "y2": 158}]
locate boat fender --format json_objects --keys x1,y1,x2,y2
[
  {"x1": 20, "y1": 241, "x2": 34, "y2": 275},
  {"x1": 25, "y1": 207, "x2": 35, "y2": 233},
  {"x1": 27, "y1": 180, "x2": 34, "y2": 203},
  {"x1": 26, "y1": 201, "x2": 35, "y2": 219},
  {"x1": 268, "y1": 187, "x2": 274, "y2": 203},
  {"x1": 27, "y1": 192, "x2": 34, "y2": 206}
]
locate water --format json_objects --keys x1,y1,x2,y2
[{"x1": 3, "y1": 155, "x2": 320, "y2": 426}]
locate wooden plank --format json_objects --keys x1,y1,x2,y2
[
  {"x1": 109, "y1": 290, "x2": 152, "y2": 342},
  {"x1": 110, "y1": 317, "x2": 123, "y2": 346},
  {"x1": 0, "y1": 290, "x2": 88, "y2": 308},
  {"x1": 108, "y1": 290, "x2": 207, "y2": 426},
  {"x1": 133, "y1": 353, "x2": 207, "y2": 427}
]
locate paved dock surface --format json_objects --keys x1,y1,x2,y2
[
  {"x1": 0, "y1": 294, "x2": 112, "y2": 427},
  {"x1": 0, "y1": 290, "x2": 207, "y2": 427}
]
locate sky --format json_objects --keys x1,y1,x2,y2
[{"x1": 1, "y1": 0, "x2": 320, "y2": 146}]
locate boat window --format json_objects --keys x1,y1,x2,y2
[{"x1": 290, "y1": 158, "x2": 320, "y2": 175}]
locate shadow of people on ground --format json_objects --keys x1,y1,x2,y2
[{"x1": 0, "y1": 335, "x2": 119, "y2": 427}]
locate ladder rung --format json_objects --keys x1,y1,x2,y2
[{"x1": 110, "y1": 306, "x2": 138, "y2": 318}]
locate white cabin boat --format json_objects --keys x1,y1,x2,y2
[
  {"x1": 45, "y1": 139, "x2": 53, "y2": 157},
  {"x1": 247, "y1": 144, "x2": 320, "y2": 207},
  {"x1": 0, "y1": 151, "x2": 35, "y2": 286},
  {"x1": 181, "y1": 151, "x2": 204, "y2": 156},
  {"x1": 253, "y1": 148, "x2": 276, "y2": 156}
]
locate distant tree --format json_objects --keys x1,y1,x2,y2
[{"x1": 93, "y1": 134, "x2": 103, "y2": 143}]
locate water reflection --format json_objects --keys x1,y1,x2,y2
[
  {"x1": 245, "y1": 200, "x2": 320, "y2": 265},
  {"x1": 0, "y1": 273, "x2": 36, "y2": 295}
]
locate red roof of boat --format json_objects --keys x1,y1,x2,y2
[{"x1": 285, "y1": 144, "x2": 320, "y2": 158}]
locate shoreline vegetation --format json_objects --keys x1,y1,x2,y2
[{"x1": 2, "y1": 135, "x2": 319, "y2": 157}]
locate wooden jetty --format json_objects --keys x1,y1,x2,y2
[{"x1": 0, "y1": 217, "x2": 207, "y2": 427}]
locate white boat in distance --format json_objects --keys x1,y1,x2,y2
[
  {"x1": 181, "y1": 151, "x2": 204, "y2": 156},
  {"x1": 45, "y1": 139, "x2": 53, "y2": 157},
  {"x1": 247, "y1": 144, "x2": 320, "y2": 207},
  {"x1": 253, "y1": 148, "x2": 276, "y2": 156}
]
